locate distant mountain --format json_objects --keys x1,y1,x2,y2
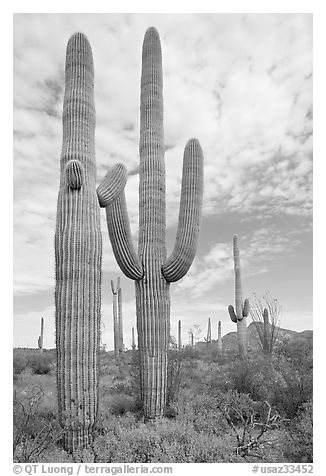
[{"x1": 195, "y1": 322, "x2": 312, "y2": 352}]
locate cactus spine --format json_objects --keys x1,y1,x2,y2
[
  {"x1": 228, "y1": 235, "x2": 250, "y2": 358},
  {"x1": 111, "y1": 278, "x2": 120, "y2": 357},
  {"x1": 217, "y1": 320, "x2": 223, "y2": 359},
  {"x1": 97, "y1": 27, "x2": 203, "y2": 418},
  {"x1": 38, "y1": 317, "x2": 44, "y2": 352},
  {"x1": 178, "y1": 320, "x2": 182, "y2": 351},
  {"x1": 54, "y1": 33, "x2": 102, "y2": 452}
]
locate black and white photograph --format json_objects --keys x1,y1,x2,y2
[{"x1": 12, "y1": 11, "x2": 313, "y2": 468}]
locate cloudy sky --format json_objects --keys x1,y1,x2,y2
[{"x1": 13, "y1": 13, "x2": 312, "y2": 349}]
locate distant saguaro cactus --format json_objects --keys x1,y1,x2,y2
[
  {"x1": 206, "y1": 318, "x2": 212, "y2": 344},
  {"x1": 217, "y1": 320, "x2": 223, "y2": 359},
  {"x1": 55, "y1": 33, "x2": 103, "y2": 453},
  {"x1": 111, "y1": 278, "x2": 120, "y2": 357},
  {"x1": 263, "y1": 308, "x2": 271, "y2": 353},
  {"x1": 38, "y1": 317, "x2": 44, "y2": 352},
  {"x1": 118, "y1": 286, "x2": 124, "y2": 353},
  {"x1": 97, "y1": 27, "x2": 204, "y2": 418},
  {"x1": 132, "y1": 327, "x2": 136, "y2": 351},
  {"x1": 178, "y1": 320, "x2": 182, "y2": 351},
  {"x1": 190, "y1": 331, "x2": 194, "y2": 347},
  {"x1": 228, "y1": 235, "x2": 250, "y2": 358}
]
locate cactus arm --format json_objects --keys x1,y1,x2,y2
[
  {"x1": 97, "y1": 164, "x2": 143, "y2": 281},
  {"x1": 97, "y1": 163, "x2": 127, "y2": 207},
  {"x1": 65, "y1": 160, "x2": 84, "y2": 190},
  {"x1": 228, "y1": 304, "x2": 238, "y2": 323},
  {"x1": 243, "y1": 298, "x2": 250, "y2": 317},
  {"x1": 162, "y1": 139, "x2": 204, "y2": 282},
  {"x1": 110, "y1": 279, "x2": 116, "y2": 294}
]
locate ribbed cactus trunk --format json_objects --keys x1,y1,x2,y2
[
  {"x1": 217, "y1": 320, "x2": 223, "y2": 359},
  {"x1": 135, "y1": 28, "x2": 169, "y2": 416},
  {"x1": 178, "y1": 320, "x2": 182, "y2": 351},
  {"x1": 97, "y1": 27, "x2": 203, "y2": 419},
  {"x1": 228, "y1": 235, "x2": 249, "y2": 358},
  {"x1": 38, "y1": 317, "x2": 44, "y2": 352},
  {"x1": 118, "y1": 287, "x2": 124, "y2": 352},
  {"x1": 55, "y1": 33, "x2": 102, "y2": 453},
  {"x1": 111, "y1": 278, "x2": 120, "y2": 357}
]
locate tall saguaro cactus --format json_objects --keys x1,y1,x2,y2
[
  {"x1": 55, "y1": 33, "x2": 102, "y2": 452},
  {"x1": 97, "y1": 27, "x2": 204, "y2": 418},
  {"x1": 38, "y1": 317, "x2": 44, "y2": 352},
  {"x1": 228, "y1": 234, "x2": 250, "y2": 358},
  {"x1": 111, "y1": 278, "x2": 120, "y2": 357}
]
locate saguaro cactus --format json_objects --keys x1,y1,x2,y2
[
  {"x1": 178, "y1": 320, "x2": 182, "y2": 351},
  {"x1": 263, "y1": 308, "x2": 271, "y2": 353},
  {"x1": 205, "y1": 317, "x2": 212, "y2": 345},
  {"x1": 118, "y1": 286, "x2": 124, "y2": 353},
  {"x1": 111, "y1": 278, "x2": 120, "y2": 357},
  {"x1": 217, "y1": 320, "x2": 223, "y2": 359},
  {"x1": 132, "y1": 327, "x2": 136, "y2": 351},
  {"x1": 38, "y1": 317, "x2": 44, "y2": 352},
  {"x1": 54, "y1": 33, "x2": 102, "y2": 452},
  {"x1": 228, "y1": 234, "x2": 250, "y2": 358},
  {"x1": 97, "y1": 27, "x2": 204, "y2": 418}
]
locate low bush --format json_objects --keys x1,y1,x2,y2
[
  {"x1": 29, "y1": 353, "x2": 53, "y2": 375},
  {"x1": 282, "y1": 400, "x2": 313, "y2": 462}
]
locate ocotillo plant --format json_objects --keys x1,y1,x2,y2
[
  {"x1": 111, "y1": 278, "x2": 120, "y2": 357},
  {"x1": 217, "y1": 320, "x2": 223, "y2": 359},
  {"x1": 38, "y1": 317, "x2": 44, "y2": 352},
  {"x1": 54, "y1": 33, "x2": 102, "y2": 453},
  {"x1": 178, "y1": 320, "x2": 182, "y2": 351},
  {"x1": 250, "y1": 292, "x2": 280, "y2": 355},
  {"x1": 228, "y1": 234, "x2": 250, "y2": 358},
  {"x1": 204, "y1": 317, "x2": 212, "y2": 345},
  {"x1": 97, "y1": 27, "x2": 204, "y2": 418}
]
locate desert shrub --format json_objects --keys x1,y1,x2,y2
[
  {"x1": 282, "y1": 400, "x2": 313, "y2": 462},
  {"x1": 13, "y1": 386, "x2": 63, "y2": 462},
  {"x1": 109, "y1": 394, "x2": 138, "y2": 415},
  {"x1": 177, "y1": 393, "x2": 229, "y2": 437},
  {"x1": 13, "y1": 353, "x2": 29, "y2": 376},
  {"x1": 272, "y1": 340, "x2": 313, "y2": 418},
  {"x1": 92, "y1": 418, "x2": 242, "y2": 463},
  {"x1": 28, "y1": 353, "x2": 53, "y2": 375},
  {"x1": 213, "y1": 390, "x2": 283, "y2": 460}
]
